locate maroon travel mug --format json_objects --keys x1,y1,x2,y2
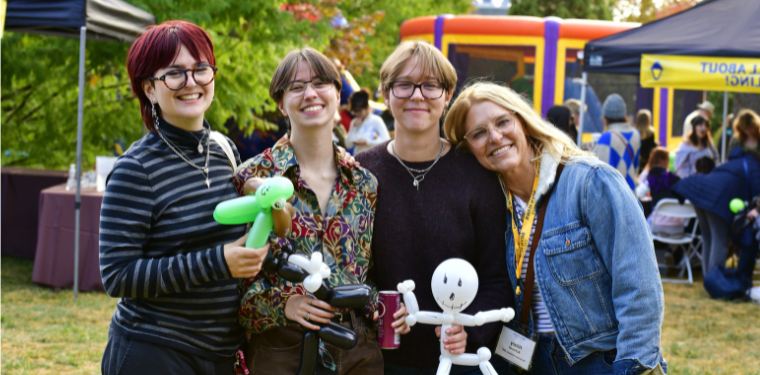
[{"x1": 377, "y1": 291, "x2": 401, "y2": 349}]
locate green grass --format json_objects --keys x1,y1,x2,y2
[
  {"x1": 2, "y1": 256, "x2": 760, "y2": 374},
  {"x1": 1, "y1": 256, "x2": 116, "y2": 374}
]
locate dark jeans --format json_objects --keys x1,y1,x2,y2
[
  {"x1": 384, "y1": 353, "x2": 513, "y2": 375},
  {"x1": 530, "y1": 334, "x2": 614, "y2": 375},
  {"x1": 102, "y1": 326, "x2": 236, "y2": 375}
]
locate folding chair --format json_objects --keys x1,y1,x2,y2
[{"x1": 650, "y1": 199, "x2": 702, "y2": 284}]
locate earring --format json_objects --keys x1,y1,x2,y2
[{"x1": 151, "y1": 98, "x2": 159, "y2": 130}]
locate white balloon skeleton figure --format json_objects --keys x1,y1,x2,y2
[
  {"x1": 265, "y1": 245, "x2": 372, "y2": 375},
  {"x1": 398, "y1": 259, "x2": 515, "y2": 375}
]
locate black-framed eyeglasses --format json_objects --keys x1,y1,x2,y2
[
  {"x1": 389, "y1": 81, "x2": 446, "y2": 99},
  {"x1": 281, "y1": 75, "x2": 336, "y2": 95},
  {"x1": 149, "y1": 64, "x2": 217, "y2": 91},
  {"x1": 463, "y1": 111, "x2": 518, "y2": 148}
]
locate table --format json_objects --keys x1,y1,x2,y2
[
  {"x1": 32, "y1": 184, "x2": 105, "y2": 291},
  {"x1": 1, "y1": 167, "x2": 68, "y2": 259}
]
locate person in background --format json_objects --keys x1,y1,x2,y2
[
  {"x1": 682, "y1": 101, "x2": 714, "y2": 139},
  {"x1": 100, "y1": 20, "x2": 261, "y2": 374},
  {"x1": 728, "y1": 109, "x2": 760, "y2": 155},
  {"x1": 593, "y1": 94, "x2": 641, "y2": 190},
  {"x1": 355, "y1": 40, "x2": 512, "y2": 375},
  {"x1": 445, "y1": 82, "x2": 666, "y2": 375},
  {"x1": 673, "y1": 146, "x2": 760, "y2": 276},
  {"x1": 695, "y1": 156, "x2": 716, "y2": 175},
  {"x1": 233, "y1": 47, "x2": 395, "y2": 374},
  {"x1": 674, "y1": 115, "x2": 718, "y2": 178},
  {"x1": 332, "y1": 110, "x2": 348, "y2": 148},
  {"x1": 636, "y1": 109, "x2": 657, "y2": 172},
  {"x1": 716, "y1": 112, "x2": 735, "y2": 158},
  {"x1": 546, "y1": 105, "x2": 578, "y2": 141},
  {"x1": 636, "y1": 147, "x2": 683, "y2": 237},
  {"x1": 345, "y1": 89, "x2": 391, "y2": 154}
]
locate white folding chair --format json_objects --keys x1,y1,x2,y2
[{"x1": 650, "y1": 199, "x2": 702, "y2": 284}]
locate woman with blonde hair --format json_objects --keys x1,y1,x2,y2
[
  {"x1": 728, "y1": 108, "x2": 760, "y2": 154},
  {"x1": 636, "y1": 109, "x2": 657, "y2": 172},
  {"x1": 354, "y1": 41, "x2": 512, "y2": 374},
  {"x1": 444, "y1": 82, "x2": 666, "y2": 375}
]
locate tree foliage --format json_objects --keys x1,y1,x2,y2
[
  {"x1": 612, "y1": 0, "x2": 697, "y2": 23},
  {"x1": 1, "y1": 0, "x2": 470, "y2": 170},
  {"x1": 509, "y1": 0, "x2": 613, "y2": 20}
]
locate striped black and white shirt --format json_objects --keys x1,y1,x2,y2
[
  {"x1": 513, "y1": 196, "x2": 555, "y2": 334},
  {"x1": 99, "y1": 118, "x2": 246, "y2": 360}
]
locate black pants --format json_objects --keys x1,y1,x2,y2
[{"x1": 102, "y1": 326, "x2": 236, "y2": 375}]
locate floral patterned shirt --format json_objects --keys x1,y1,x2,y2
[{"x1": 232, "y1": 137, "x2": 379, "y2": 333}]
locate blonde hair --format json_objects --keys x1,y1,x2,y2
[
  {"x1": 733, "y1": 109, "x2": 760, "y2": 144},
  {"x1": 379, "y1": 40, "x2": 457, "y2": 98},
  {"x1": 444, "y1": 82, "x2": 593, "y2": 161},
  {"x1": 635, "y1": 109, "x2": 654, "y2": 139},
  {"x1": 563, "y1": 99, "x2": 582, "y2": 117}
]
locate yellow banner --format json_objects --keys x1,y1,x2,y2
[
  {"x1": 640, "y1": 54, "x2": 760, "y2": 93},
  {"x1": 1, "y1": 0, "x2": 6, "y2": 39}
]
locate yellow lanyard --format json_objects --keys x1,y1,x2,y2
[{"x1": 504, "y1": 164, "x2": 540, "y2": 295}]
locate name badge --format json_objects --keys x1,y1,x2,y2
[{"x1": 495, "y1": 321, "x2": 537, "y2": 371}]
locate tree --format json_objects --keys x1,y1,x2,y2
[
  {"x1": 1, "y1": 0, "x2": 337, "y2": 169},
  {"x1": 509, "y1": 0, "x2": 613, "y2": 20},
  {"x1": 1, "y1": 0, "x2": 470, "y2": 170},
  {"x1": 338, "y1": 0, "x2": 473, "y2": 88},
  {"x1": 612, "y1": 0, "x2": 698, "y2": 23}
]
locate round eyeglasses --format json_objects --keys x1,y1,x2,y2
[
  {"x1": 463, "y1": 111, "x2": 517, "y2": 148},
  {"x1": 149, "y1": 64, "x2": 217, "y2": 91},
  {"x1": 281, "y1": 76, "x2": 336, "y2": 96},
  {"x1": 389, "y1": 81, "x2": 446, "y2": 99}
]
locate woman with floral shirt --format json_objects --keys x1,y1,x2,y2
[{"x1": 232, "y1": 48, "x2": 406, "y2": 374}]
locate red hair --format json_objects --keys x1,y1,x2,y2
[{"x1": 127, "y1": 20, "x2": 215, "y2": 131}]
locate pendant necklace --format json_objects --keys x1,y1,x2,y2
[
  {"x1": 390, "y1": 138, "x2": 445, "y2": 191},
  {"x1": 155, "y1": 123, "x2": 211, "y2": 188}
]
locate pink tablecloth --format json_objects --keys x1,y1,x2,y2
[{"x1": 32, "y1": 184, "x2": 105, "y2": 291}]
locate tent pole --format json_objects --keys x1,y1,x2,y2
[
  {"x1": 721, "y1": 91, "x2": 728, "y2": 163},
  {"x1": 577, "y1": 72, "x2": 587, "y2": 147},
  {"x1": 74, "y1": 26, "x2": 86, "y2": 300}
]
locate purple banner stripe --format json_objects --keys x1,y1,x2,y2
[
  {"x1": 659, "y1": 88, "x2": 668, "y2": 146},
  {"x1": 542, "y1": 19, "x2": 560, "y2": 118},
  {"x1": 434, "y1": 16, "x2": 445, "y2": 51}
]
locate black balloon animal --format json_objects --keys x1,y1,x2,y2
[{"x1": 263, "y1": 245, "x2": 372, "y2": 375}]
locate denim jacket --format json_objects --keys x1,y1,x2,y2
[{"x1": 504, "y1": 153, "x2": 666, "y2": 375}]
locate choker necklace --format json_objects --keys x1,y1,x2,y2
[
  {"x1": 155, "y1": 121, "x2": 211, "y2": 188},
  {"x1": 390, "y1": 138, "x2": 445, "y2": 191}
]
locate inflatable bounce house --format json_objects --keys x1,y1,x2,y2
[{"x1": 399, "y1": 15, "x2": 706, "y2": 147}]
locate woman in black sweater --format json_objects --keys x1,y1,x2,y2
[
  {"x1": 355, "y1": 40, "x2": 512, "y2": 374},
  {"x1": 99, "y1": 20, "x2": 267, "y2": 375}
]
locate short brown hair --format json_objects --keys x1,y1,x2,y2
[
  {"x1": 379, "y1": 41, "x2": 457, "y2": 97},
  {"x1": 269, "y1": 47, "x2": 342, "y2": 105}
]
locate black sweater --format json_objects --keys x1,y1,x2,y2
[
  {"x1": 356, "y1": 142, "x2": 512, "y2": 369},
  {"x1": 99, "y1": 119, "x2": 246, "y2": 360}
]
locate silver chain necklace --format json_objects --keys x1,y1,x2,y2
[
  {"x1": 154, "y1": 119, "x2": 211, "y2": 189},
  {"x1": 189, "y1": 128, "x2": 208, "y2": 154},
  {"x1": 390, "y1": 138, "x2": 445, "y2": 191}
]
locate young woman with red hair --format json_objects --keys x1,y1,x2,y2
[{"x1": 99, "y1": 20, "x2": 267, "y2": 374}]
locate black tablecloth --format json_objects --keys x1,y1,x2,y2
[{"x1": 1, "y1": 167, "x2": 68, "y2": 259}]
